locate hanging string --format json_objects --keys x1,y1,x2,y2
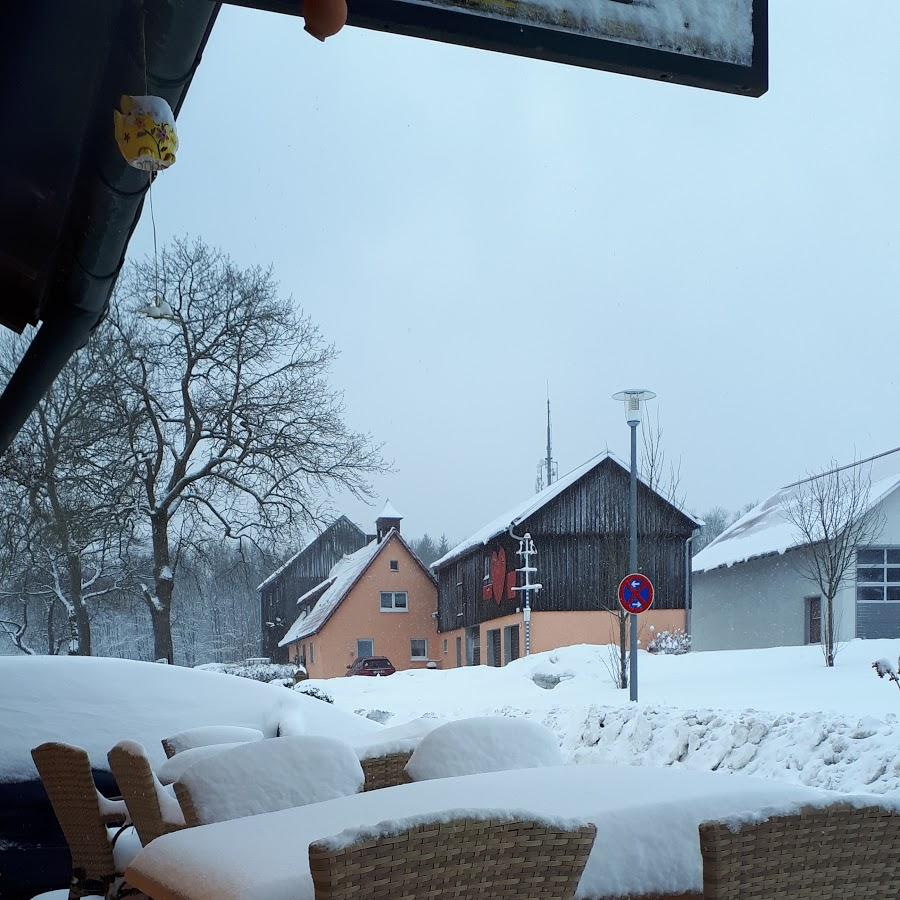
[{"x1": 140, "y1": 3, "x2": 161, "y2": 305}]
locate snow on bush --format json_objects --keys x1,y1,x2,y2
[
  {"x1": 294, "y1": 684, "x2": 334, "y2": 703},
  {"x1": 176, "y1": 735, "x2": 364, "y2": 824},
  {"x1": 872, "y1": 656, "x2": 900, "y2": 692},
  {"x1": 194, "y1": 661, "x2": 306, "y2": 684},
  {"x1": 405, "y1": 716, "x2": 562, "y2": 781},
  {"x1": 647, "y1": 628, "x2": 692, "y2": 655}
]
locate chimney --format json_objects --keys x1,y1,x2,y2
[{"x1": 375, "y1": 499, "x2": 403, "y2": 541}]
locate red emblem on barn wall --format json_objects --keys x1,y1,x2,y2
[{"x1": 481, "y1": 547, "x2": 517, "y2": 605}]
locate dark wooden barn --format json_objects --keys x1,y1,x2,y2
[
  {"x1": 431, "y1": 453, "x2": 701, "y2": 666},
  {"x1": 259, "y1": 516, "x2": 366, "y2": 660}
]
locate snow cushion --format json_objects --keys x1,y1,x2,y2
[
  {"x1": 176, "y1": 735, "x2": 364, "y2": 825},
  {"x1": 163, "y1": 725, "x2": 264, "y2": 756},
  {"x1": 156, "y1": 742, "x2": 246, "y2": 786},
  {"x1": 405, "y1": 716, "x2": 563, "y2": 782}
]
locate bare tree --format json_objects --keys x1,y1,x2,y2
[
  {"x1": 784, "y1": 459, "x2": 884, "y2": 667},
  {"x1": 0, "y1": 330, "x2": 138, "y2": 655},
  {"x1": 108, "y1": 238, "x2": 384, "y2": 663}
]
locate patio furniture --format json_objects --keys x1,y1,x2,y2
[
  {"x1": 404, "y1": 716, "x2": 563, "y2": 781},
  {"x1": 155, "y1": 742, "x2": 246, "y2": 786},
  {"x1": 31, "y1": 742, "x2": 141, "y2": 900},
  {"x1": 359, "y1": 750, "x2": 413, "y2": 791},
  {"x1": 173, "y1": 735, "x2": 364, "y2": 826},
  {"x1": 700, "y1": 804, "x2": 900, "y2": 899},
  {"x1": 308, "y1": 816, "x2": 596, "y2": 900},
  {"x1": 160, "y1": 725, "x2": 263, "y2": 758},
  {"x1": 126, "y1": 764, "x2": 866, "y2": 900},
  {"x1": 107, "y1": 742, "x2": 186, "y2": 845}
]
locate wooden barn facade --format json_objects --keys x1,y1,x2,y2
[
  {"x1": 431, "y1": 453, "x2": 701, "y2": 667},
  {"x1": 258, "y1": 516, "x2": 366, "y2": 661}
]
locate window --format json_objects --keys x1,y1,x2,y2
[
  {"x1": 390, "y1": 559, "x2": 399, "y2": 571},
  {"x1": 411, "y1": 638, "x2": 428, "y2": 660},
  {"x1": 504, "y1": 624, "x2": 520, "y2": 663},
  {"x1": 805, "y1": 597, "x2": 821, "y2": 645},
  {"x1": 442, "y1": 638, "x2": 448, "y2": 654},
  {"x1": 357, "y1": 638, "x2": 374, "y2": 658},
  {"x1": 486, "y1": 628, "x2": 501, "y2": 666},
  {"x1": 856, "y1": 548, "x2": 900, "y2": 602},
  {"x1": 380, "y1": 591, "x2": 408, "y2": 611},
  {"x1": 309, "y1": 643, "x2": 315, "y2": 664},
  {"x1": 483, "y1": 554, "x2": 491, "y2": 581}
]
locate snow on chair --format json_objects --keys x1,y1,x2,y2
[
  {"x1": 31, "y1": 742, "x2": 141, "y2": 900},
  {"x1": 699, "y1": 804, "x2": 900, "y2": 899},
  {"x1": 173, "y1": 735, "x2": 364, "y2": 826},
  {"x1": 160, "y1": 724, "x2": 264, "y2": 758},
  {"x1": 107, "y1": 741, "x2": 186, "y2": 845},
  {"x1": 309, "y1": 814, "x2": 596, "y2": 900}
]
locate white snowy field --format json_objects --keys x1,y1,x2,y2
[{"x1": 307, "y1": 639, "x2": 900, "y2": 796}]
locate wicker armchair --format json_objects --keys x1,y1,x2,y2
[
  {"x1": 700, "y1": 805, "x2": 900, "y2": 899},
  {"x1": 309, "y1": 816, "x2": 596, "y2": 900},
  {"x1": 107, "y1": 741, "x2": 186, "y2": 845},
  {"x1": 31, "y1": 742, "x2": 135, "y2": 900},
  {"x1": 359, "y1": 750, "x2": 413, "y2": 791}
]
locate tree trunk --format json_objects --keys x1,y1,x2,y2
[
  {"x1": 824, "y1": 594, "x2": 835, "y2": 668},
  {"x1": 46, "y1": 600, "x2": 57, "y2": 655},
  {"x1": 147, "y1": 512, "x2": 176, "y2": 663},
  {"x1": 66, "y1": 553, "x2": 91, "y2": 656}
]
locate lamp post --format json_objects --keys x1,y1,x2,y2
[{"x1": 611, "y1": 389, "x2": 656, "y2": 702}]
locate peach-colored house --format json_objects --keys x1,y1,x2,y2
[{"x1": 279, "y1": 503, "x2": 438, "y2": 679}]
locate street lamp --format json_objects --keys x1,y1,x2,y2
[{"x1": 611, "y1": 389, "x2": 656, "y2": 702}]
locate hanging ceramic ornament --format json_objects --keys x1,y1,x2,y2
[
  {"x1": 114, "y1": 95, "x2": 178, "y2": 171},
  {"x1": 302, "y1": 0, "x2": 347, "y2": 41}
]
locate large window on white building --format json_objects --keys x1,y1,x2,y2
[{"x1": 856, "y1": 548, "x2": 900, "y2": 602}]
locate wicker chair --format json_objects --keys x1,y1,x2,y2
[
  {"x1": 309, "y1": 816, "x2": 596, "y2": 900},
  {"x1": 107, "y1": 741, "x2": 186, "y2": 845},
  {"x1": 31, "y1": 742, "x2": 134, "y2": 900},
  {"x1": 700, "y1": 805, "x2": 900, "y2": 899},
  {"x1": 359, "y1": 750, "x2": 413, "y2": 791}
]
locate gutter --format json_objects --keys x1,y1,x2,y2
[{"x1": 0, "y1": 0, "x2": 220, "y2": 455}]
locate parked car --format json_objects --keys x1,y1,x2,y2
[{"x1": 346, "y1": 656, "x2": 396, "y2": 677}]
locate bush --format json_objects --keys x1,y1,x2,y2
[
  {"x1": 294, "y1": 684, "x2": 334, "y2": 703},
  {"x1": 195, "y1": 660, "x2": 307, "y2": 683},
  {"x1": 647, "y1": 628, "x2": 692, "y2": 655}
]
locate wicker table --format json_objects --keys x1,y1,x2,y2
[{"x1": 124, "y1": 763, "x2": 873, "y2": 900}]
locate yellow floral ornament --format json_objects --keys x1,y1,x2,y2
[{"x1": 114, "y1": 95, "x2": 178, "y2": 171}]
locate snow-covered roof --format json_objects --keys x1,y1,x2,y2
[
  {"x1": 256, "y1": 516, "x2": 363, "y2": 591},
  {"x1": 377, "y1": 499, "x2": 403, "y2": 520},
  {"x1": 432, "y1": 451, "x2": 702, "y2": 570},
  {"x1": 279, "y1": 539, "x2": 383, "y2": 646},
  {"x1": 693, "y1": 447, "x2": 900, "y2": 574}
]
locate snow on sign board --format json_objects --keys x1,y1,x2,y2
[{"x1": 343, "y1": 0, "x2": 767, "y2": 96}]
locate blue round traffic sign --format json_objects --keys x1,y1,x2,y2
[{"x1": 618, "y1": 573, "x2": 654, "y2": 614}]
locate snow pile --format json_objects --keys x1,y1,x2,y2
[
  {"x1": 195, "y1": 661, "x2": 305, "y2": 684},
  {"x1": 406, "y1": 717, "x2": 562, "y2": 781},
  {"x1": 0, "y1": 655, "x2": 379, "y2": 782},
  {"x1": 308, "y1": 640, "x2": 900, "y2": 796},
  {"x1": 351, "y1": 717, "x2": 439, "y2": 761},
  {"x1": 176, "y1": 735, "x2": 364, "y2": 825},
  {"x1": 128, "y1": 764, "x2": 895, "y2": 900},
  {"x1": 157, "y1": 743, "x2": 248, "y2": 786},
  {"x1": 163, "y1": 725, "x2": 264, "y2": 755}
]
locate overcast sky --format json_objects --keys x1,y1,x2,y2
[{"x1": 128, "y1": 0, "x2": 899, "y2": 545}]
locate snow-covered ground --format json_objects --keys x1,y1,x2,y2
[{"x1": 307, "y1": 639, "x2": 900, "y2": 796}]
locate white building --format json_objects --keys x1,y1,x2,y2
[{"x1": 692, "y1": 447, "x2": 900, "y2": 651}]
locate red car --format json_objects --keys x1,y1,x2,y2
[{"x1": 346, "y1": 656, "x2": 396, "y2": 677}]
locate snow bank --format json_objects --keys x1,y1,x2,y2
[
  {"x1": 406, "y1": 717, "x2": 562, "y2": 781},
  {"x1": 0, "y1": 655, "x2": 378, "y2": 782},
  {"x1": 157, "y1": 743, "x2": 247, "y2": 786},
  {"x1": 308, "y1": 640, "x2": 900, "y2": 796},
  {"x1": 163, "y1": 725, "x2": 264, "y2": 755},
  {"x1": 176, "y1": 735, "x2": 364, "y2": 825}
]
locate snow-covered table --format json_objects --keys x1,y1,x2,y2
[{"x1": 124, "y1": 764, "x2": 869, "y2": 900}]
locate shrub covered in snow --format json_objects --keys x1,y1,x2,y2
[
  {"x1": 295, "y1": 684, "x2": 334, "y2": 704},
  {"x1": 195, "y1": 660, "x2": 307, "y2": 684},
  {"x1": 647, "y1": 628, "x2": 692, "y2": 655},
  {"x1": 405, "y1": 716, "x2": 562, "y2": 781},
  {"x1": 872, "y1": 657, "x2": 900, "y2": 692}
]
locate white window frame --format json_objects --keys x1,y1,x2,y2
[
  {"x1": 357, "y1": 638, "x2": 374, "y2": 658},
  {"x1": 410, "y1": 638, "x2": 428, "y2": 660},
  {"x1": 389, "y1": 559, "x2": 399, "y2": 572},
  {"x1": 380, "y1": 591, "x2": 408, "y2": 612},
  {"x1": 856, "y1": 547, "x2": 900, "y2": 603}
]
